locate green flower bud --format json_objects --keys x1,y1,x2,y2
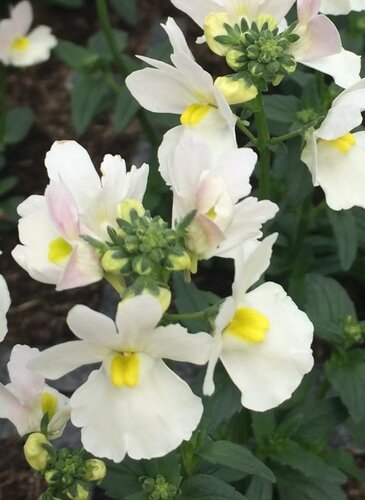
[
  {"x1": 124, "y1": 235, "x2": 140, "y2": 253},
  {"x1": 165, "y1": 250, "x2": 191, "y2": 272},
  {"x1": 226, "y1": 49, "x2": 245, "y2": 70},
  {"x1": 117, "y1": 199, "x2": 145, "y2": 223},
  {"x1": 84, "y1": 459, "x2": 107, "y2": 482},
  {"x1": 132, "y1": 255, "x2": 153, "y2": 275},
  {"x1": 44, "y1": 469, "x2": 58, "y2": 485},
  {"x1": 101, "y1": 250, "x2": 130, "y2": 274},
  {"x1": 66, "y1": 484, "x2": 89, "y2": 500},
  {"x1": 24, "y1": 433, "x2": 52, "y2": 472}
]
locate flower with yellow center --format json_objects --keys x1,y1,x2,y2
[
  {"x1": 301, "y1": 78, "x2": 365, "y2": 210},
  {"x1": 0, "y1": 1, "x2": 57, "y2": 67},
  {"x1": 0, "y1": 345, "x2": 70, "y2": 438},
  {"x1": 204, "y1": 234, "x2": 314, "y2": 411},
  {"x1": 30, "y1": 295, "x2": 212, "y2": 462}
]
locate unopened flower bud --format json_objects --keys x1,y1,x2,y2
[
  {"x1": 84, "y1": 459, "x2": 107, "y2": 482},
  {"x1": 165, "y1": 250, "x2": 191, "y2": 271},
  {"x1": 117, "y1": 199, "x2": 145, "y2": 223},
  {"x1": 215, "y1": 76, "x2": 258, "y2": 105},
  {"x1": 24, "y1": 433, "x2": 52, "y2": 471},
  {"x1": 101, "y1": 251, "x2": 130, "y2": 274},
  {"x1": 156, "y1": 287, "x2": 172, "y2": 313},
  {"x1": 124, "y1": 235, "x2": 140, "y2": 253},
  {"x1": 132, "y1": 255, "x2": 153, "y2": 275},
  {"x1": 66, "y1": 484, "x2": 89, "y2": 500},
  {"x1": 226, "y1": 49, "x2": 244, "y2": 70},
  {"x1": 45, "y1": 469, "x2": 58, "y2": 485}
]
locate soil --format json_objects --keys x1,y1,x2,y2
[{"x1": 0, "y1": 1, "x2": 364, "y2": 499}]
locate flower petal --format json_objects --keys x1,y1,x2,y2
[
  {"x1": 0, "y1": 273, "x2": 10, "y2": 342},
  {"x1": 7, "y1": 345, "x2": 45, "y2": 405},
  {"x1": 170, "y1": 0, "x2": 223, "y2": 27}
]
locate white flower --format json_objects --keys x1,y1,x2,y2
[
  {"x1": 126, "y1": 17, "x2": 238, "y2": 161},
  {"x1": 30, "y1": 295, "x2": 212, "y2": 462},
  {"x1": 0, "y1": 252, "x2": 11, "y2": 342},
  {"x1": 320, "y1": 0, "x2": 365, "y2": 15},
  {"x1": 0, "y1": 344, "x2": 70, "y2": 438},
  {"x1": 204, "y1": 234, "x2": 314, "y2": 411},
  {"x1": 0, "y1": 1, "x2": 57, "y2": 67},
  {"x1": 159, "y1": 133, "x2": 278, "y2": 260},
  {"x1": 301, "y1": 79, "x2": 365, "y2": 210},
  {"x1": 12, "y1": 141, "x2": 149, "y2": 290},
  {"x1": 171, "y1": 0, "x2": 361, "y2": 88}
]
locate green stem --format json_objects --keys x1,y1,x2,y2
[
  {"x1": 254, "y1": 91, "x2": 271, "y2": 200},
  {"x1": 95, "y1": 0, "x2": 159, "y2": 147},
  {"x1": 163, "y1": 301, "x2": 223, "y2": 323},
  {"x1": 270, "y1": 116, "x2": 325, "y2": 146},
  {"x1": 236, "y1": 118, "x2": 257, "y2": 143}
]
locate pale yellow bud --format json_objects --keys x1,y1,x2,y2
[
  {"x1": 101, "y1": 251, "x2": 130, "y2": 274},
  {"x1": 84, "y1": 459, "x2": 107, "y2": 482},
  {"x1": 215, "y1": 76, "x2": 258, "y2": 105},
  {"x1": 117, "y1": 199, "x2": 145, "y2": 222},
  {"x1": 67, "y1": 484, "x2": 89, "y2": 500},
  {"x1": 204, "y1": 12, "x2": 231, "y2": 56},
  {"x1": 156, "y1": 287, "x2": 172, "y2": 313},
  {"x1": 226, "y1": 49, "x2": 244, "y2": 71},
  {"x1": 23, "y1": 433, "x2": 51, "y2": 471},
  {"x1": 256, "y1": 14, "x2": 277, "y2": 31}
]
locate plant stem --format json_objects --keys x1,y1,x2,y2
[
  {"x1": 163, "y1": 301, "x2": 223, "y2": 323},
  {"x1": 236, "y1": 118, "x2": 257, "y2": 144},
  {"x1": 95, "y1": 0, "x2": 159, "y2": 147},
  {"x1": 254, "y1": 91, "x2": 271, "y2": 200},
  {"x1": 270, "y1": 116, "x2": 325, "y2": 145}
]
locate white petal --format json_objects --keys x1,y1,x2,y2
[
  {"x1": 170, "y1": 0, "x2": 223, "y2": 27},
  {"x1": 0, "y1": 384, "x2": 28, "y2": 434},
  {"x1": 221, "y1": 282, "x2": 314, "y2": 411},
  {"x1": 71, "y1": 358, "x2": 203, "y2": 461},
  {"x1": 29, "y1": 341, "x2": 110, "y2": 380},
  {"x1": 67, "y1": 305, "x2": 120, "y2": 348},
  {"x1": 320, "y1": 0, "x2": 365, "y2": 15},
  {"x1": 7, "y1": 345, "x2": 45, "y2": 405},
  {"x1": 10, "y1": 0, "x2": 33, "y2": 36},
  {"x1": 161, "y1": 18, "x2": 194, "y2": 58},
  {"x1": 302, "y1": 48, "x2": 361, "y2": 88},
  {"x1": 56, "y1": 242, "x2": 102, "y2": 291},
  {"x1": 0, "y1": 274, "x2": 10, "y2": 341},
  {"x1": 215, "y1": 147, "x2": 256, "y2": 202},
  {"x1": 261, "y1": 0, "x2": 296, "y2": 22}
]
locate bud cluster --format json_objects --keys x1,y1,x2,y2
[
  {"x1": 219, "y1": 18, "x2": 299, "y2": 90},
  {"x1": 141, "y1": 474, "x2": 180, "y2": 500},
  {"x1": 23, "y1": 433, "x2": 106, "y2": 500}
]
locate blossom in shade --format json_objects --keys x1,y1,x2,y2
[
  {"x1": 0, "y1": 344, "x2": 70, "y2": 438},
  {"x1": 204, "y1": 234, "x2": 314, "y2": 411},
  {"x1": 0, "y1": 252, "x2": 11, "y2": 342},
  {"x1": 301, "y1": 79, "x2": 365, "y2": 210},
  {"x1": 0, "y1": 1, "x2": 57, "y2": 67},
  {"x1": 159, "y1": 133, "x2": 278, "y2": 260},
  {"x1": 12, "y1": 141, "x2": 149, "y2": 290},
  {"x1": 29, "y1": 295, "x2": 212, "y2": 462}
]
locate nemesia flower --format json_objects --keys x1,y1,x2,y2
[
  {"x1": 171, "y1": 0, "x2": 361, "y2": 88},
  {"x1": 0, "y1": 344, "x2": 70, "y2": 438},
  {"x1": 159, "y1": 133, "x2": 279, "y2": 260},
  {"x1": 0, "y1": 252, "x2": 11, "y2": 341},
  {"x1": 320, "y1": 0, "x2": 365, "y2": 15},
  {"x1": 12, "y1": 141, "x2": 149, "y2": 290},
  {"x1": 301, "y1": 78, "x2": 365, "y2": 210},
  {"x1": 126, "y1": 18, "x2": 240, "y2": 161},
  {"x1": 204, "y1": 234, "x2": 314, "y2": 411},
  {"x1": 30, "y1": 295, "x2": 212, "y2": 462},
  {"x1": 0, "y1": 1, "x2": 57, "y2": 67}
]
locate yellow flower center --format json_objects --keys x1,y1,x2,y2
[
  {"x1": 321, "y1": 133, "x2": 356, "y2": 153},
  {"x1": 205, "y1": 207, "x2": 217, "y2": 220},
  {"x1": 12, "y1": 37, "x2": 30, "y2": 52},
  {"x1": 225, "y1": 307, "x2": 270, "y2": 343},
  {"x1": 41, "y1": 392, "x2": 58, "y2": 419},
  {"x1": 110, "y1": 353, "x2": 139, "y2": 387},
  {"x1": 180, "y1": 103, "x2": 213, "y2": 126},
  {"x1": 48, "y1": 237, "x2": 73, "y2": 264}
]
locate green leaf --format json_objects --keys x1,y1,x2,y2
[
  {"x1": 3, "y1": 107, "x2": 33, "y2": 145},
  {"x1": 109, "y1": 0, "x2": 138, "y2": 25},
  {"x1": 305, "y1": 273, "x2": 356, "y2": 343},
  {"x1": 251, "y1": 411, "x2": 276, "y2": 447},
  {"x1": 246, "y1": 476, "x2": 273, "y2": 500},
  {"x1": 346, "y1": 415, "x2": 365, "y2": 448},
  {"x1": 327, "y1": 208, "x2": 358, "y2": 271},
  {"x1": 0, "y1": 176, "x2": 17, "y2": 198},
  {"x1": 325, "y1": 349, "x2": 365, "y2": 422},
  {"x1": 55, "y1": 40, "x2": 98, "y2": 69},
  {"x1": 88, "y1": 30, "x2": 128, "y2": 60},
  {"x1": 263, "y1": 95, "x2": 299, "y2": 123},
  {"x1": 321, "y1": 448, "x2": 365, "y2": 483},
  {"x1": 271, "y1": 441, "x2": 346, "y2": 484},
  {"x1": 144, "y1": 451, "x2": 182, "y2": 486},
  {"x1": 101, "y1": 458, "x2": 144, "y2": 499},
  {"x1": 200, "y1": 441, "x2": 275, "y2": 483},
  {"x1": 71, "y1": 74, "x2": 111, "y2": 134},
  {"x1": 47, "y1": 0, "x2": 84, "y2": 7},
  {"x1": 113, "y1": 85, "x2": 140, "y2": 133},
  {"x1": 180, "y1": 474, "x2": 247, "y2": 500}
]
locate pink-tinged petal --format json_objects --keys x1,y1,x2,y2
[
  {"x1": 29, "y1": 341, "x2": 111, "y2": 380},
  {"x1": 7, "y1": 345, "x2": 45, "y2": 405},
  {"x1": 57, "y1": 244, "x2": 102, "y2": 291},
  {"x1": 161, "y1": 17, "x2": 194, "y2": 58},
  {"x1": 297, "y1": 0, "x2": 321, "y2": 22},
  {"x1": 196, "y1": 172, "x2": 227, "y2": 215},
  {"x1": 188, "y1": 213, "x2": 225, "y2": 257},
  {"x1": 10, "y1": 0, "x2": 33, "y2": 37},
  {"x1": 302, "y1": 48, "x2": 361, "y2": 88},
  {"x1": 45, "y1": 180, "x2": 80, "y2": 240},
  {"x1": 293, "y1": 15, "x2": 342, "y2": 61}
]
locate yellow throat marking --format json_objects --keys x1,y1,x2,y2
[
  {"x1": 225, "y1": 307, "x2": 270, "y2": 343},
  {"x1": 41, "y1": 392, "x2": 58, "y2": 419},
  {"x1": 48, "y1": 238, "x2": 73, "y2": 264},
  {"x1": 180, "y1": 103, "x2": 213, "y2": 126},
  {"x1": 321, "y1": 133, "x2": 356, "y2": 153},
  {"x1": 110, "y1": 353, "x2": 139, "y2": 387},
  {"x1": 12, "y1": 37, "x2": 30, "y2": 51}
]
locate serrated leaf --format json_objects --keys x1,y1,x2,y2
[
  {"x1": 327, "y1": 209, "x2": 358, "y2": 271},
  {"x1": 71, "y1": 74, "x2": 111, "y2": 134},
  {"x1": 200, "y1": 441, "x2": 275, "y2": 483},
  {"x1": 113, "y1": 85, "x2": 140, "y2": 133},
  {"x1": 271, "y1": 441, "x2": 346, "y2": 484},
  {"x1": 56, "y1": 40, "x2": 98, "y2": 69},
  {"x1": 325, "y1": 349, "x2": 365, "y2": 423},
  {"x1": 109, "y1": 0, "x2": 138, "y2": 25},
  {"x1": 3, "y1": 107, "x2": 33, "y2": 145},
  {"x1": 180, "y1": 474, "x2": 247, "y2": 500},
  {"x1": 246, "y1": 476, "x2": 273, "y2": 500}
]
